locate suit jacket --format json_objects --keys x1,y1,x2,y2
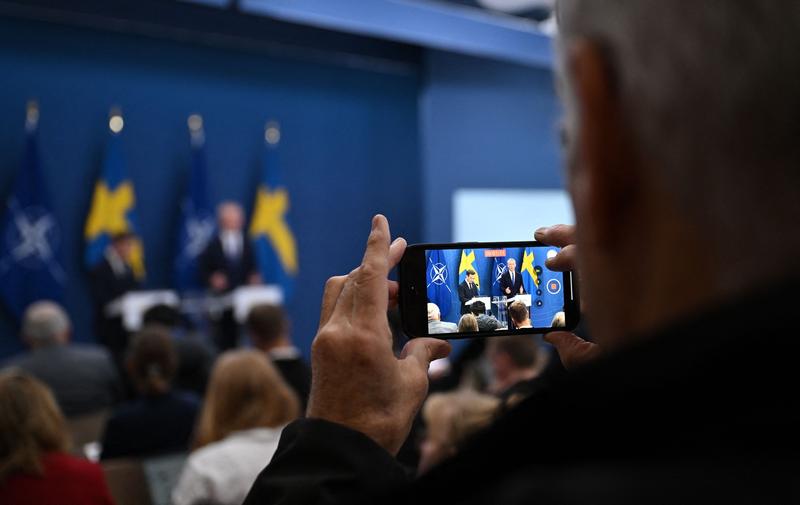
[
  {"x1": 199, "y1": 234, "x2": 258, "y2": 292},
  {"x1": 457, "y1": 281, "x2": 480, "y2": 314},
  {"x1": 243, "y1": 280, "x2": 800, "y2": 505},
  {"x1": 89, "y1": 256, "x2": 140, "y2": 310},
  {"x1": 2, "y1": 344, "x2": 122, "y2": 417},
  {"x1": 499, "y1": 269, "x2": 524, "y2": 298}
]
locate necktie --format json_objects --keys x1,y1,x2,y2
[{"x1": 511, "y1": 272, "x2": 514, "y2": 284}]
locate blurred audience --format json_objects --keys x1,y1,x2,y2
[
  {"x1": 457, "y1": 313, "x2": 479, "y2": 333},
  {"x1": 427, "y1": 303, "x2": 458, "y2": 334},
  {"x1": 2, "y1": 301, "x2": 121, "y2": 418},
  {"x1": 418, "y1": 390, "x2": 499, "y2": 475},
  {"x1": 507, "y1": 301, "x2": 532, "y2": 329},
  {"x1": 142, "y1": 304, "x2": 213, "y2": 396},
  {"x1": 100, "y1": 328, "x2": 200, "y2": 460},
  {"x1": 486, "y1": 335, "x2": 547, "y2": 397},
  {"x1": 0, "y1": 370, "x2": 114, "y2": 505},
  {"x1": 246, "y1": 304, "x2": 311, "y2": 408},
  {"x1": 469, "y1": 301, "x2": 502, "y2": 331},
  {"x1": 172, "y1": 350, "x2": 300, "y2": 505}
]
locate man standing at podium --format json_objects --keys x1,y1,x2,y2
[
  {"x1": 89, "y1": 231, "x2": 141, "y2": 364},
  {"x1": 200, "y1": 202, "x2": 261, "y2": 350},
  {"x1": 458, "y1": 269, "x2": 480, "y2": 315},
  {"x1": 500, "y1": 258, "x2": 524, "y2": 298}
]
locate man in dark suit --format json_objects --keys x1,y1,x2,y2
[
  {"x1": 242, "y1": 3, "x2": 800, "y2": 503},
  {"x1": 499, "y1": 257, "x2": 524, "y2": 298},
  {"x1": 88, "y1": 231, "x2": 141, "y2": 364},
  {"x1": 457, "y1": 269, "x2": 480, "y2": 314},
  {"x1": 246, "y1": 303, "x2": 311, "y2": 409},
  {"x1": 199, "y1": 202, "x2": 261, "y2": 350},
  {"x1": 2, "y1": 301, "x2": 123, "y2": 418}
]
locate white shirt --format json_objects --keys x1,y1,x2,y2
[
  {"x1": 221, "y1": 230, "x2": 242, "y2": 260},
  {"x1": 172, "y1": 427, "x2": 284, "y2": 505}
]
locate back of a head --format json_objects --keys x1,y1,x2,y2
[
  {"x1": 470, "y1": 301, "x2": 486, "y2": 316},
  {"x1": 507, "y1": 301, "x2": 530, "y2": 326},
  {"x1": 458, "y1": 314, "x2": 479, "y2": 333},
  {"x1": 557, "y1": 1, "x2": 800, "y2": 259},
  {"x1": 194, "y1": 350, "x2": 300, "y2": 448},
  {"x1": 126, "y1": 328, "x2": 177, "y2": 396},
  {"x1": 423, "y1": 390, "x2": 500, "y2": 449},
  {"x1": 22, "y1": 301, "x2": 70, "y2": 348},
  {"x1": 427, "y1": 303, "x2": 441, "y2": 322},
  {"x1": 0, "y1": 370, "x2": 68, "y2": 482},
  {"x1": 491, "y1": 335, "x2": 539, "y2": 370},
  {"x1": 246, "y1": 304, "x2": 288, "y2": 348},
  {"x1": 142, "y1": 304, "x2": 182, "y2": 330}
]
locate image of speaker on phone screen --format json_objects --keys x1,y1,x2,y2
[{"x1": 398, "y1": 241, "x2": 579, "y2": 338}]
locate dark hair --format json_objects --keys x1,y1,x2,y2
[
  {"x1": 246, "y1": 304, "x2": 288, "y2": 345},
  {"x1": 508, "y1": 301, "x2": 529, "y2": 325},
  {"x1": 466, "y1": 269, "x2": 476, "y2": 277},
  {"x1": 126, "y1": 328, "x2": 177, "y2": 395},
  {"x1": 470, "y1": 301, "x2": 486, "y2": 316},
  {"x1": 492, "y1": 335, "x2": 539, "y2": 368},
  {"x1": 142, "y1": 304, "x2": 181, "y2": 329}
]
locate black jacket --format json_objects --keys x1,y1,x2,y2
[
  {"x1": 243, "y1": 281, "x2": 800, "y2": 505},
  {"x1": 499, "y1": 269, "x2": 524, "y2": 298},
  {"x1": 89, "y1": 256, "x2": 140, "y2": 310},
  {"x1": 199, "y1": 234, "x2": 258, "y2": 292},
  {"x1": 457, "y1": 281, "x2": 480, "y2": 315}
]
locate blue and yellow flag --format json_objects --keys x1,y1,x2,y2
[
  {"x1": 458, "y1": 248, "x2": 480, "y2": 287},
  {"x1": 0, "y1": 102, "x2": 66, "y2": 319},
  {"x1": 84, "y1": 113, "x2": 146, "y2": 278},
  {"x1": 521, "y1": 247, "x2": 540, "y2": 295},
  {"x1": 249, "y1": 123, "x2": 298, "y2": 299}
]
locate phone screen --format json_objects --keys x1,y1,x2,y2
[{"x1": 398, "y1": 241, "x2": 579, "y2": 338}]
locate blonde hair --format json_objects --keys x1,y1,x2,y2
[
  {"x1": 422, "y1": 390, "x2": 500, "y2": 450},
  {"x1": 194, "y1": 350, "x2": 300, "y2": 449},
  {"x1": 457, "y1": 313, "x2": 479, "y2": 333},
  {"x1": 0, "y1": 370, "x2": 69, "y2": 483}
]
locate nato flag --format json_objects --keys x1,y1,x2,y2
[
  {"x1": 426, "y1": 249, "x2": 452, "y2": 319},
  {"x1": 0, "y1": 109, "x2": 65, "y2": 319},
  {"x1": 174, "y1": 118, "x2": 215, "y2": 292}
]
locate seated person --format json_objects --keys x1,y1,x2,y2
[
  {"x1": 0, "y1": 370, "x2": 114, "y2": 505},
  {"x1": 457, "y1": 314, "x2": 479, "y2": 333},
  {"x1": 142, "y1": 304, "x2": 214, "y2": 396},
  {"x1": 427, "y1": 303, "x2": 458, "y2": 335},
  {"x1": 172, "y1": 350, "x2": 300, "y2": 505},
  {"x1": 246, "y1": 304, "x2": 311, "y2": 408},
  {"x1": 507, "y1": 300, "x2": 532, "y2": 329},
  {"x1": 486, "y1": 335, "x2": 548, "y2": 397},
  {"x1": 2, "y1": 301, "x2": 122, "y2": 418},
  {"x1": 469, "y1": 301, "x2": 502, "y2": 332},
  {"x1": 551, "y1": 311, "x2": 566, "y2": 328},
  {"x1": 418, "y1": 390, "x2": 500, "y2": 475},
  {"x1": 100, "y1": 329, "x2": 201, "y2": 460}
]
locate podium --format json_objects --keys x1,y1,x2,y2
[
  {"x1": 508, "y1": 294, "x2": 532, "y2": 307},
  {"x1": 105, "y1": 290, "x2": 180, "y2": 331},
  {"x1": 465, "y1": 296, "x2": 492, "y2": 313},
  {"x1": 225, "y1": 285, "x2": 284, "y2": 323}
]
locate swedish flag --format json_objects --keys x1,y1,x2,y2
[
  {"x1": 84, "y1": 112, "x2": 146, "y2": 278},
  {"x1": 521, "y1": 247, "x2": 540, "y2": 294},
  {"x1": 249, "y1": 122, "x2": 298, "y2": 298},
  {"x1": 458, "y1": 248, "x2": 480, "y2": 286}
]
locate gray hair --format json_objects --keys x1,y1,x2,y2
[
  {"x1": 556, "y1": 2, "x2": 800, "y2": 253},
  {"x1": 427, "y1": 303, "x2": 441, "y2": 321},
  {"x1": 22, "y1": 301, "x2": 71, "y2": 345}
]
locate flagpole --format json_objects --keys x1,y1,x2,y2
[
  {"x1": 108, "y1": 106, "x2": 124, "y2": 134},
  {"x1": 25, "y1": 100, "x2": 39, "y2": 133}
]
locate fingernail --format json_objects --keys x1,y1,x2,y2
[
  {"x1": 534, "y1": 227, "x2": 548, "y2": 238},
  {"x1": 391, "y1": 237, "x2": 402, "y2": 245}
]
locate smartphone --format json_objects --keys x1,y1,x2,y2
[{"x1": 398, "y1": 241, "x2": 579, "y2": 339}]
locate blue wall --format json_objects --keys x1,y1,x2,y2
[
  {"x1": 0, "y1": 18, "x2": 422, "y2": 358},
  {"x1": 419, "y1": 50, "x2": 563, "y2": 242}
]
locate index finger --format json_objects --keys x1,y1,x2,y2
[
  {"x1": 353, "y1": 215, "x2": 392, "y2": 317},
  {"x1": 534, "y1": 224, "x2": 576, "y2": 248}
]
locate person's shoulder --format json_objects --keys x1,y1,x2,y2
[
  {"x1": 43, "y1": 452, "x2": 105, "y2": 480},
  {"x1": 1, "y1": 351, "x2": 33, "y2": 370},
  {"x1": 67, "y1": 344, "x2": 114, "y2": 362},
  {"x1": 173, "y1": 389, "x2": 202, "y2": 409}
]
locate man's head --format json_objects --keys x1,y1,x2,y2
[
  {"x1": 427, "y1": 303, "x2": 441, "y2": 322},
  {"x1": 465, "y1": 270, "x2": 476, "y2": 284},
  {"x1": 555, "y1": 2, "x2": 800, "y2": 346},
  {"x1": 110, "y1": 231, "x2": 136, "y2": 261},
  {"x1": 506, "y1": 259, "x2": 516, "y2": 272},
  {"x1": 487, "y1": 335, "x2": 540, "y2": 389},
  {"x1": 246, "y1": 304, "x2": 290, "y2": 351},
  {"x1": 507, "y1": 301, "x2": 530, "y2": 328},
  {"x1": 217, "y1": 202, "x2": 245, "y2": 232},
  {"x1": 142, "y1": 304, "x2": 182, "y2": 330},
  {"x1": 22, "y1": 301, "x2": 71, "y2": 349},
  {"x1": 470, "y1": 301, "x2": 487, "y2": 316}
]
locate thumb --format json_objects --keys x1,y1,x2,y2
[
  {"x1": 401, "y1": 338, "x2": 452, "y2": 371},
  {"x1": 543, "y1": 331, "x2": 601, "y2": 370}
]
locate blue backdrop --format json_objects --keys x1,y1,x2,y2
[{"x1": 0, "y1": 17, "x2": 422, "y2": 358}]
